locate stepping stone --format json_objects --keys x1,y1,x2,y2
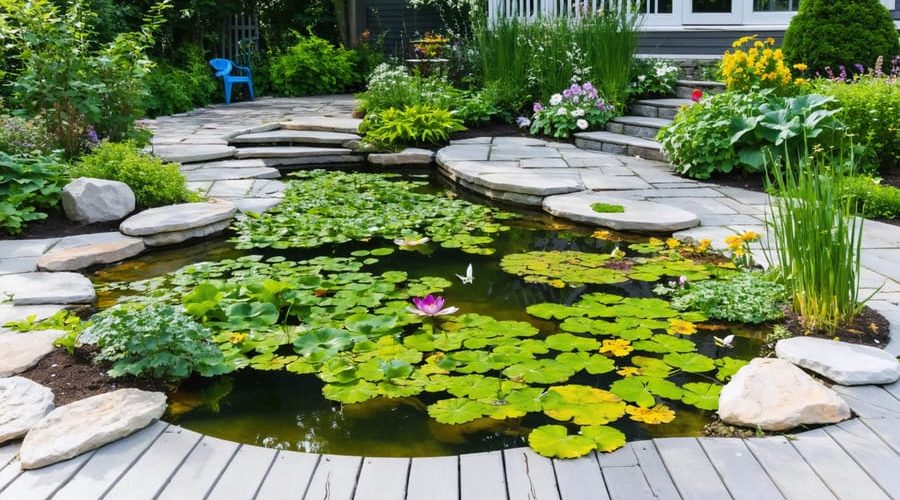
[
  {"x1": 718, "y1": 358, "x2": 850, "y2": 431},
  {"x1": 262, "y1": 155, "x2": 365, "y2": 167},
  {"x1": 280, "y1": 116, "x2": 362, "y2": 134},
  {"x1": 0, "y1": 239, "x2": 59, "y2": 258},
  {"x1": 19, "y1": 389, "x2": 166, "y2": 469},
  {"x1": 0, "y1": 377, "x2": 54, "y2": 443},
  {"x1": 473, "y1": 172, "x2": 584, "y2": 196},
  {"x1": 368, "y1": 148, "x2": 435, "y2": 166},
  {"x1": 776, "y1": 337, "x2": 900, "y2": 386},
  {"x1": 234, "y1": 146, "x2": 351, "y2": 159},
  {"x1": 0, "y1": 272, "x2": 95, "y2": 305},
  {"x1": 0, "y1": 330, "x2": 66, "y2": 376},
  {"x1": 143, "y1": 219, "x2": 232, "y2": 247},
  {"x1": 229, "y1": 130, "x2": 361, "y2": 146},
  {"x1": 120, "y1": 201, "x2": 236, "y2": 237},
  {"x1": 542, "y1": 191, "x2": 699, "y2": 232},
  {"x1": 435, "y1": 144, "x2": 491, "y2": 163},
  {"x1": 0, "y1": 304, "x2": 65, "y2": 331},
  {"x1": 37, "y1": 237, "x2": 145, "y2": 272},
  {"x1": 183, "y1": 167, "x2": 280, "y2": 182},
  {"x1": 153, "y1": 145, "x2": 236, "y2": 164},
  {"x1": 233, "y1": 198, "x2": 282, "y2": 214},
  {"x1": 61, "y1": 178, "x2": 135, "y2": 224}
]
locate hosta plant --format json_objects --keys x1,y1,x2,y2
[{"x1": 359, "y1": 104, "x2": 465, "y2": 149}]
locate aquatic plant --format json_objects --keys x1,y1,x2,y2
[{"x1": 408, "y1": 295, "x2": 459, "y2": 317}]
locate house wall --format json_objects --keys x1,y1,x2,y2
[
  {"x1": 637, "y1": 30, "x2": 784, "y2": 57},
  {"x1": 361, "y1": 0, "x2": 443, "y2": 56}
]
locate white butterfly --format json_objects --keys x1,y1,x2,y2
[
  {"x1": 456, "y1": 264, "x2": 474, "y2": 284},
  {"x1": 714, "y1": 334, "x2": 735, "y2": 348}
]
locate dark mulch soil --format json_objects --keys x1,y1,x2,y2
[
  {"x1": 18, "y1": 347, "x2": 169, "y2": 406},
  {"x1": 880, "y1": 168, "x2": 900, "y2": 189},
  {"x1": 451, "y1": 120, "x2": 528, "y2": 141},
  {"x1": 781, "y1": 305, "x2": 890, "y2": 348},
  {"x1": 0, "y1": 208, "x2": 123, "y2": 241},
  {"x1": 702, "y1": 417, "x2": 759, "y2": 438},
  {"x1": 704, "y1": 171, "x2": 768, "y2": 193}
]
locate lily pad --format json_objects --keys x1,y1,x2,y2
[
  {"x1": 542, "y1": 385, "x2": 626, "y2": 425},
  {"x1": 581, "y1": 425, "x2": 626, "y2": 453},
  {"x1": 632, "y1": 335, "x2": 696, "y2": 354},
  {"x1": 680, "y1": 382, "x2": 722, "y2": 410},
  {"x1": 427, "y1": 398, "x2": 492, "y2": 424},
  {"x1": 662, "y1": 352, "x2": 716, "y2": 373},
  {"x1": 528, "y1": 425, "x2": 596, "y2": 459}
]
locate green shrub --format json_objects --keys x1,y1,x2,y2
[
  {"x1": 782, "y1": 0, "x2": 900, "y2": 72},
  {"x1": 840, "y1": 175, "x2": 900, "y2": 219},
  {"x1": 655, "y1": 273, "x2": 786, "y2": 324},
  {"x1": 144, "y1": 45, "x2": 218, "y2": 117},
  {"x1": 269, "y1": 32, "x2": 353, "y2": 96},
  {"x1": 359, "y1": 105, "x2": 466, "y2": 149},
  {"x1": 0, "y1": 152, "x2": 67, "y2": 234},
  {"x1": 72, "y1": 141, "x2": 200, "y2": 207},
  {"x1": 85, "y1": 303, "x2": 230, "y2": 380},
  {"x1": 816, "y1": 77, "x2": 900, "y2": 171},
  {"x1": 347, "y1": 32, "x2": 385, "y2": 90},
  {"x1": 0, "y1": 114, "x2": 55, "y2": 155},
  {"x1": 628, "y1": 58, "x2": 680, "y2": 99}
]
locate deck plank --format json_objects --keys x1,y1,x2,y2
[
  {"x1": 789, "y1": 428, "x2": 890, "y2": 500},
  {"x1": 254, "y1": 451, "x2": 319, "y2": 500},
  {"x1": 0, "y1": 459, "x2": 21, "y2": 492},
  {"x1": 744, "y1": 436, "x2": 837, "y2": 500},
  {"x1": 103, "y1": 425, "x2": 202, "y2": 500},
  {"x1": 156, "y1": 435, "x2": 240, "y2": 500},
  {"x1": 698, "y1": 437, "x2": 784, "y2": 500},
  {"x1": 302, "y1": 454, "x2": 362, "y2": 500},
  {"x1": 353, "y1": 457, "x2": 409, "y2": 500},
  {"x1": 629, "y1": 440, "x2": 681, "y2": 500},
  {"x1": 406, "y1": 456, "x2": 458, "y2": 500},
  {"x1": 601, "y1": 466, "x2": 656, "y2": 500},
  {"x1": 459, "y1": 451, "x2": 506, "y2": 500},
  {"x1": 861, "y1": 418, "x2": 900, "y2": 453},
  {"x1": 52, "y1": 421, "x2": 167, "y2": 500},
  {"x1": 825, "y1": 419, "x2": 900, "y2": 496},
  {"x1": 596, "y1": 444, "x2": 638, "y2": 467},
  {"x1": 0, "y1": 451, "x2": 94, "y2": 500},
  {"x1": 831, "y1": 385, "x2": 900, "y2": 418},
  {"x1": 206, "y1": 444, "x2": 278, "y2": 500},
  {"x1": 504, "y1": 447, "x2": 560, "y2": 500},
  {"x1": 0, "y1": 443, "x2": 20, "y2": 471},
  {"x1": 654, "y1": 438, "x2": 731, "y2": 500},
  {"x1": 554, "y1": 453, "x2": 609, "y2": 500}
]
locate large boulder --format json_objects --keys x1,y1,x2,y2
[
  {"x1": 0, "y1": 377, "x2": 54, "y2": 443},
  {"x1": 776, "y1": 337, "x2": 900, "y2": 386},
  {"x1": 62, "y1": 178, "x2": 135, "y2": 224},
  {"x1": 19, "y1": 389, "x2": 166, "y2": 469},
  {"x1": 718, "y1": 358, "x2": 850, "y2": 431}
]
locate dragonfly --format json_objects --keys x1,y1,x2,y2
[{"x1": 456, "y1": 263, "x2": 474, "y2": 284}]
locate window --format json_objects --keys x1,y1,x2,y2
[
  {"x1": 754, "y1": 0, "x2": 801, "y2": 11},
  {"x1": 637, "y1": 0, "x2": 674, "y2": 14}
]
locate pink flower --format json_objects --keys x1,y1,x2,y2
[
  {"x1": 408, "y1": 295, "x2": 459, "y2": 317},
  {"x1": 533, "y1": 102, "x2": 543, "y2": 113},
  {"x1": 691, "y1": 89, "x2": 703, "y2": 103}
]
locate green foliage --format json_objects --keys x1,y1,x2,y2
[
  {"x1": 72, "y1": 141, "x2": 199, "y2": 207},
  {"x1": 0, "y1": 152, "x2": 66, "y2": 234},
  {"x1": 840, "y1": 175, "x2": 900, "y2": 219},
  {"x1": 359, "y1": 105, "x2": 466, "y2": 149},
  {"x1": 591, "y1": 202, "x2": 625, "y2": 214},
  {"x1": 782, "y1": 0, "x2": 900, "y2": 72},
  {"x1": 655, "y1": 273, "x2": 787, "y2": 324},
  {"x1": 628, "y1": 58, "x2": 680, "y2": 98},
  {"x1": 144, "y1": 45, "x2": 218, "y2": 117},
  {"x1": 231, "y1": 170, "x2": 513, "y2": 254},
  {"x1": 269, "y1": 32, "x2": 353, "y2": 96},
  {"x1": 347, "y1": 31, "x2": 385, "y2": 90},
  {"x1": 357, "y1": 64, "x2": 461, "y2": 115},
  {"x1": 0, "y1": 114, "x2": 55, "y2": 155},
  {"x1": 86, "y1": 303, "x2": 230, "y2": 380},
  {"x1": 816, "y1": 77, "x2": 900, "y2": 171},
  {"x1": 530, "y1": 82, "x2": 616, "y2": 138}
]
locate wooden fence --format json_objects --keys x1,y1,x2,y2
[{"x1": 220, "y1": 13, "x2": 259, "y2": 63}]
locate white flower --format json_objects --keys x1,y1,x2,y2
[
  {"x1": 576, "y1": 119, "x2": 588, "y2": 130},
  {"x1": 656, "y1": 67, "x2": 668, "y2": 77},
  {"x1": 549, "y1": 94, "x2": 563, "y2": 106},
  {"x1": 572, "y1": 108, "x2": 585, "y2": 117},
  {"x1": 556, "y1": 107, "x2": 568, "y2": 116},
  {"x1": 637, "y1": 75, "x2": 646, "y2": 82}
]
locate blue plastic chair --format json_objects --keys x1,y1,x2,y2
[{"x1": 209, "y1": 58, "x2": 255, "y2": 105}]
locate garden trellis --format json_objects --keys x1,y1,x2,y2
[{"x1": 220, "y1": 13, "x2": 259, "y2": 63}]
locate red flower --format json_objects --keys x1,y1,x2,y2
[{"x1": 691, "y1": 89, "x2": 703, "y2": 103}]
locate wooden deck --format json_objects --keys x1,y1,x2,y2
[{"x1": 1, "y1": 381, "x2": 898, "y2": 500}]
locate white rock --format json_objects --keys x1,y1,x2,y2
[
  {"x1": 368, "y1": 148, "x2": 435, "y2": 166},
  {"x1": 0, "y1": 330, "x2": 66, "y2": 377},
  {"x1": 61, "y1": 178, "x2": 136, "y2": 224},
  {"x1": 120, "y1": 201, "x2": 236, "y2": 236},
  {"x1": 37, "y1": 238, "x2": 145, "y2": 272},
  {"x1": 19, "y1": 389, "x2": 166, "y2": 469},
  {"x1": 154, "y1": 144, "x2": 236, "y2": 163},
  {"x1": 280, "y1": 116, "x2": 362, "y2": 134},
  {"x1": 0, "y1": 377, "x2": 54, "y2": 443},
  {"x1": 542, "y1": 191, "x2": 700, "y2": 232},
  {"x1": 142, "y1": 219, "x2": 232, "y2": 247},
  {"x1": 0, "y1": 272, "x2": 95, "y2": 305},
  {"x1": 776, "y1": 337, "x2": 900, "y2": 386},
  {"x1": 718, "y1": 358, "x2": 850, "y2": 431}
]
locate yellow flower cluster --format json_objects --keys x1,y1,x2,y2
[
  {"x1": 724, "y1": 230, "x2": 760, "y2": 268},
  {"x1": 722, "y1": 35, "x2": 805, "y2": 95}
]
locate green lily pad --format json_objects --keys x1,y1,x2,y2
[
  {"x1": 581, "y1": 425, "x2": 626, "y2": 453},
  {"x1": 503, "y1": 359, "x2": 577, "y2": 384},
  {"x1": 663, "y1": 352, "x2": 716, "y2": 373},
  {"x1": 322, "y1": 381, "x2": 379, "y2": 404},
  {"x1": 542, "y1": 385, "x2": 626, "y2": 425},
  {"x1": 632, "y1": 335, "x2": 696, "y2": 354},
  {"x1": 555, "y1": 352, "x2": 616, "y2": 375},
  {"x1": 427, "y1": 398, "x2": 492, "y2": 424},
  {"x1": 680, "y1": 382, "x2": 722, "y2": 410},
  {"x1": 546, "y1": 333, "x2": 601, "y2": 352},
  {"x1": 715, "y1": 357, "x2": 748, "y2": 381},
  {"x1": 528, "y1": 425, "x2": 596, "y2": 459},
  {"x1": 609, "y1": 377, "x2": 656, "y2": 408}
]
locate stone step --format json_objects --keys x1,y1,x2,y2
[
  {"x1": 630, "y1": 98, "x2": 694, "y2": 119},
  {"x1": 280, "y1": 116, "x2": 362, "y2": 135},
  {"x1": 605, "y1": 116, "x2": 671, "y2": 140},
  {"x1": 182, "y1": 166, "x2": 281, "y2": 182},
  {"x1": 229, "y1": 130, "x2": 361, "y2": 147},
  {"x1": 574, "y1": 131, "x2": 666, "y2": 162},
  {"x1": 233, "y1": 146, "x2": 353, "y2": 160},
  {"x1": 675, "y1": 79, "x2": 726, "y2": 99}
]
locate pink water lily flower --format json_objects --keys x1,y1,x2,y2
[{"x1": 408, "y1": 295, "x2": 459, "y2": 317}]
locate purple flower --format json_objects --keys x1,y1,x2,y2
[
  {"x1": 85, "y1": 126, "x2": 99, "y2": 148},
  {"x1": 582, "y1": 82, "x2": 594, "y2": 92},
  {"x1": 569, "y1": 83, "x2": 582, "y2": 95},
  {"x1": 854, "y1": 63, "x2": 865, "y2": 74},
  {"x1": 596, "y1": 102, "x2": 607, "y2": 111},
  {"x1": 533, "y1": 102, "x2": 543, "y2": 113},
  {"x1": 408, "y1": 295, "x2": 459, "y2": 317},
  {"x1": 516, "y1": 116, "x2": 532, "y2": 128},
  {"x1": 678, "y1": 276, "x2": 688, "y2": 288},
  {"x1": 562, "y1": 89, "x2": 573, "y2": 99}
]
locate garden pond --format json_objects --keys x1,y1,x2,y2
[{"x1": 89, "y1": 171, "x2": 764, "y2": 459}]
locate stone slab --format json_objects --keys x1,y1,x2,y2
[
  {"x1": 153, "y1": 145, "x2": 236, "y2": 164},
  {"x1": 263, "y1": 155, "x2": 366, "y2": 167},
  {"x1": 0, "y1": 377, "x2": 54, "y2": 443},
  {"x1": 542, "y1": 191, "x2": 700, "y2": 232},
  {"x1": 579, "y1": 172, "x2": 653, "y2": 191},
  {"x1": 142, "y1": 219, "x2": 232, "y2": 247},
  {"x1": 368, "y1": 148, "x2": 435, "y2": 166},
  {"x1": 0, "y1": 305, "x2": 64, "y2": 332},
  {"x1": 230, "y1": 129, "x2": 360, "y2": 145},
  {"x1": 776, "y1": 337, "x2": 900, "y2": 386},
  {"x1": 120, "y1": 201, "x2": 236, "y2": 236},
  {"x1": 0, "y1": 257, "x2": 38, "y2": 275},
  {"x1": 0, "y1": 330, "x2": 66, "y2": 377},
  {"x1": 183, "y1": 167, "x2": 280, "y2": 182},
  {"x1": 472, "y1": 172, "x2": 584, "y2": 196},
  {"x1": 207, "y1": 180, "x2": 256, "y2": 198},
  {"x1": 280, "y1": 116, "x2": 362, "y2": 134},
  {"x1": 37, "y1": 238, "x2": 145, "y2": 272},
  {"x1": 234, "y1": 146, "x2": 351, "y2": 159},
  {"x1": 232, "y1": 198, "x2": 282, "y2": 214},
  {"x1": 0, "y1": 239, "x2": 59, "y2": 258},
  {"x1": 0, "y1": 272, "x2": 95, "y2": 305}
]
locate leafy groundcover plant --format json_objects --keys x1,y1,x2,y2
[
  {"x1": 529, "y1": 82, "x2": 616, "y2": 138},
  {"x1": 840, "y1": 176, "x2": 900, "y2": 219},
  {"x1": 0, "y1": 152, "x2": 67, "y2": 234},
  {"x1": 655, "y1": 273, "x2": 786, "y2": 324},
  {"x1": 358, "y1": 104, "x2": 465, "y2": 150},
  {"x1": 628, "y1": 58, "x2": 680, "y2": 98}
]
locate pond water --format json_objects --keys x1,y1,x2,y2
[{"x1": 92, "y1": 174, "x2": 764, "y2": 457}]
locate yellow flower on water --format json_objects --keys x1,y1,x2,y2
[
  {"x1": 626, "y1": 404, "x2": 676, "y2": 424},
  {"x1": 740, "y1": 230, "x2": 760, "y2": 243},
  {"x1": 667, "y1": 318, "x2": 697, "y2": 335},
  {"x1": 665, "y1": 238, "x2": 681, "y2": 249},
  {"x1": 229, "y1": 332, "x2": 249, "y2": 344},
  {"x1": 592, "y1": 230, "x2": 611, "y2": 240},
  {"x1": 617, "y1": 366, "x2": 641, "y2": 377},
  {"x1": 600, "y1": 339, "x2": 634, "y2": 357}
]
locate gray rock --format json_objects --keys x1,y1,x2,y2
[
  {"x1": 154, "y1": 144, "x2": 236, "y2": 163},
  {"x1": 61, "y1": 178, "x2": 136, "y2": 224},
  {"x1": 207, "y1": 179, "x2": 256, "y2": 198},
  {"x1": 142, "y1": 219, "x2": 232, "y2": 247},
  {"x1": 37, "y1": 238, "x2": 145, "y2": 272},
  {"x1": 473, "y1": 172, "x2": 584, "y2": 196},
  {"x1": 262, "y1": 155, "x2": 365, "y2": 167},
  {"x1": 120, "y1": 201, "x2": 236, "y2": 237},
  {"x1": 718, "y1": 358, "x2": 850, "y2": 431},
  {"x1": 368, "y1": 148, "x2": 435, "y2": 166},
  {"x1": 0, "y1": 330, "x2": 66, "y2": 377},
  {"x1": 435, "y1": 145, "x2": 491, "y2": 162},
  {"x1": 0, "y1": 377, "x2": 54, "y2": 443},
  {"x1": 776, "y1": 337, "x2": 900, "y2": 386},
  {"x1": 0, "y1": 273, "x2": 95, "y2": 305},
  {"x1": 542, "y1": 191, "x2": 700, "y2": 232},
  {"x1": 280, "y1": 116, "x2": 362, "y2": 134},
  {"x1": 229, "y1": 129, "x2": 361, "y2": 146},
  {"x1": 183, "y1": 167, "x2": 280, "y2": 182},
  {"x1": 19, "y1": 389, "x2": 166, "y2": 469},
  {"x1": 234, "y1": 146, "x2": 351, "y2": 159},
  {"x1": 0, "y1": 239, "x2": 59, "y2": 258},
  {"x1": 51, "y1": 232, "x2": 138, "y2": 253}
]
